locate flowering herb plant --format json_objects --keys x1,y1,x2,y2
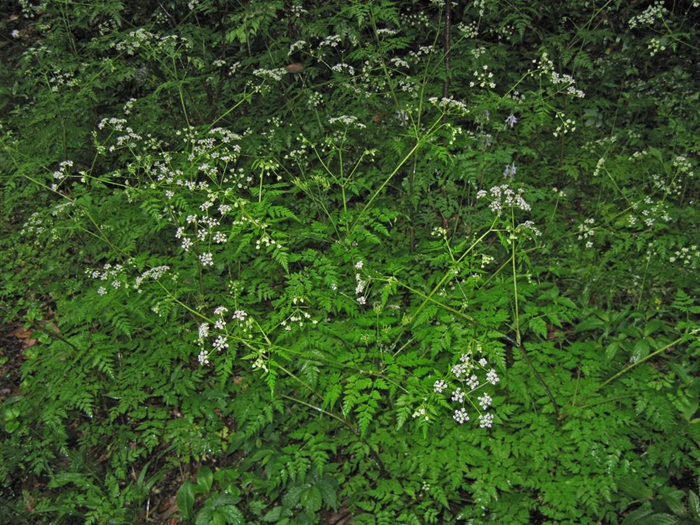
[{"x1": 1, "y1": 0, "x2": 699, "y2": 524}]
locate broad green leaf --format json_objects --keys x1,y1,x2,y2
[
  {"x1": 301, "y1": 486, "x2": 323, "y2": 513},
  {"x1": 177, "y1": 480, "x2": 196, "y2": 519},
  {"x1": 197, "y1": 466, "x2": 214, "y2": 493}
]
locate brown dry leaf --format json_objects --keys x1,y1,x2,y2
[
  {"x1": 11, "y1": 327, "x2": 32, "y2": 340},
  {"x1": 159, "y1": 497, "x2": 179, "y2": 520},
  {"x1": 285, "y1": 63, "x2": 304, "y2": 74}
]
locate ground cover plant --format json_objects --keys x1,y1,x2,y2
[{"x1": 1, "y1": 0, "x2": 699, "y2": 523}]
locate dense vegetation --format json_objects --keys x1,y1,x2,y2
[{"x1": 1, "y1": 0, "x2": 699, "y2": 523}]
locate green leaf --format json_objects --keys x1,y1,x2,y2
[
  {"x1": 688, "y1": 491, "x2": 700, "y2": 520},
  {"x1": 661, "y1": 490, "x2": 687, "y2": 517},
  {"x1": 282, "y1": 484, "x2": 308, "y2": 508},
  {"x1": 177, "y1": 480, "x2": 196, "y2": 519},
  {"x1": 618, "y1": 477, "x2": 653, "y2": 500},
  {"x1": 622, "y1": 504, "x2": 654, "y2": 525},
  {"x1": 197, "y1": 466, "x2": 214, "y2": 493},
  {"x1": 195, "y1": 506, "x2": 215, "y2": 525},
  {"x1": 262, "y1": 506, "x2": 293, "y2": 522},
  {"x1": 316, "y1": 476, "x2": 338, "y2": 510},
  {"x1": 216, "y1": 505, "x2": 245, "y2": 524},
  {"x1": 301, "y1": 486, "x2": 323, "y2": 513},
  {"x1": 528, "y1": 317, "x2": 548, "y2": 338}
]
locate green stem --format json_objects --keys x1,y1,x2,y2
[{"x1": 594, "y1": 329, "x2": 700, "y2": 393}]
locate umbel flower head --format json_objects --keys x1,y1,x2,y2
[{"x1": 433, "y1": 350, "x2": 499, "y2": 428}]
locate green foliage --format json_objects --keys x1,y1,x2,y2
[{"x1": 1, "y1": 0, "x2": 699, "y2": 523}]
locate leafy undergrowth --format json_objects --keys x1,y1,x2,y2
[{"x1": 1, "y1": 1, "x2": 699, "y2": 524}]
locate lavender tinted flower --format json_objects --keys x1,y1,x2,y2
[
  {"x1": 505, "y1": 114, "x2": 518, "y2": 128},
  {"x1": 503, "y1": 163, "x2": 517, "y2": 179}
]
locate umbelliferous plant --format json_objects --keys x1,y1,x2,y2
[{"x1": 1, "y1": 1, "x2": 699, "y2": 524}]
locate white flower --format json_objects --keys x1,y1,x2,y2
[
  {"x1": 451, "y1": 388, "x2": 466, "y2": 403},
  {"x1": 486, "y1": 369, "x2": 499, "y2": 385},
  {"x1": 232, "y1": 310, "x2": 247, "y2": 322},
  {"x1": 199, "y1": 252, "x2": 214, "y2": 266},
  {"x1": 213, "y1": 336, "x2": 228, "y2": 351},
  {"x1": 466, "y1": 375, "x2": 479, "y2": 389},
  {"x1": 452, "y1": 363, "x2": 467, "y2": 379},
  {"x1": 453, "y1": 408, "x2": 469, "y2": 424},
  {"x1": 433, "y1": 380, "x2": 448, "y2": 393},
  {"x1": 478, "y1": 393, "x2": 492, "y2": 409},
  {"x1": 478, "y1": 413, "x2": 494, "y2": 428}
]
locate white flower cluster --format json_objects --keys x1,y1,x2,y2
[
  {"x1": 48, "y1": 69, "x2": 77, "y2": 93},
  {"x1": 253, "y1": 68, "x2": 287, "y2": 82},
  {"x1": 133, "y1": 266, "x2": 170, "y2": 292},
  {"x1": 629, "y1": 1, "x2": 668, "y2": 29},
  {"x1": 516, "y1": 220, "x2": 542, "y2": 237},
  {"x1": 535, "y1": 52, "x2": 585, "y2": 99},
  {"x1": 433, "y1": 350, "x2": 498, "y2": 428},
  {"x1": 50, "y1": 160, "x2": 74, "y2": 191},
  {"x1": 673, "y1": 155, "x2": 695, "y2": 178},
  {"x1": 476, "y1": 184, "x2": 531, "y2": 215},
  {"x1": 457, "y1": 21, "x2": 479, "y2": 39},
  {"x1": 669, "y1": 246, "x2": 699, "y2": 267},
  {"x1": 87, "y1": 262, "x2": 171, "y2": 296},
  {"x1": 20, "y1": 212, "x2": 46, "y2": 236},
  {"x1": 331, "y1": 63, "x2": 355, "y2": 76},
  {"x1": 577, "y1": 218, "x2": 595, "y2": 248},
  {"x1": 281, "y1": 305, "x2": 318, "y2": 331},
  {"x1": 197, "y1": 308, "x2": 252, "y2": 366},
  {"x1": 427, "y1": 96, "x2": 470, "y2": 115},
  {"x1": 288, "y1": 40, "x2": 307, "y2": 55},
  {"x1": 329, "y1": 115, "x2": 366, "y2": 129},
  {"x1": 355, "y1": 261, "x2": 367, "y2": 305},
  {"x1": 319, "y1": 35, "x2": 342, "y2": 48},
  {"x1": 553, "y1": 115, "x2": 576, "y2": 137},
  {"x1": 113, "y1": 28, "x2": 156, "y2": 55},
  {"x1": 469, "y1": 65, "x2": 496, "y2": 89}
]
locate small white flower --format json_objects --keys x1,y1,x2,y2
[
  {"x1": 453, "y1": 408, "x2": 469, "y2": 424},
  {"x1": 199, "y1": 252, "x2": 214, "y2": 266},
  {"x1": 452, "y1": 363, "x2": 467, "y2": 379},
  {"x1": 213, "y1": 336, "x2": 228, "y2": 351},
  {"x1": 232, "y1": 310, "x2": 247, "y2": 322},
  {"x1": 478, "y1": 413, "x2": 494, "y2": 428},
  {"x1": 451, "y1": 388, "x2": 466, "y2": 403},
  {"x1": 478, "y1": 393, "x2": 492, "y2": 410},
  {"x1": 486, "y1": 369, "x2": 499, "y2": 385},
  {"x1": 433, "y1": 380, "x2": 448, "y2": 393}
]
